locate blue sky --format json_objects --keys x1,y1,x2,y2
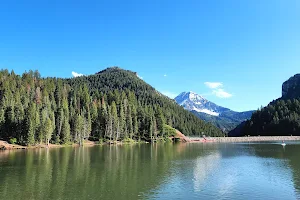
[{"x1": 0, "y1": 0, "x2": 299, "y2": 111}]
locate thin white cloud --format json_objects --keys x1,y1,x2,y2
[
  {"x1": 72, "y1": 71, "x2": 84, "y2": 77},
  {"x1": 164, "y1": 74, "x2": 167, "y2": 77},
  {"x1": 212, "y1": 89, "x2": 233, "y2": 98},
  {"x1": 204, "y1": 82, "x2": 233, "y2": 98},
  {"x1": 161, "y1": 91, "x2": 178, "y2": 99},
  {"x1": 204, "y1": 82, "x2": 223, "y2": 89}
]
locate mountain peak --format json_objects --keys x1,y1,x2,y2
[
  {"x1": 175, "y1": 91, "x2": 223, "y2": 116},
  {"x1": 178, "y1": 91, "x2": 206, "y2": 102},
  {"x1": 188, "y1": 91, "x2": 205, "y2": 100}
]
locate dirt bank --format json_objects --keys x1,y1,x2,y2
[
  {"x1": 0, "y1": 140, "x2": 27, "y2": 150},
  {"x1": 0, "y1": 140, "x2": 97, "y2": 150},
  {"x1": 175, "y1": 130, "x2": 191, "y2": 142}
]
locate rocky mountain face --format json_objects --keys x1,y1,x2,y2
[
  {"x1": 174, "y1": 92, "x2": 254, "y2": 132},
  {"x1": 282, "y1": 74, "x2": 300, "y2": 99},
  {"x1": 175, "y1": 92, "x2": 230, "y2": 116}
]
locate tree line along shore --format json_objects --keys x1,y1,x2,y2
[{"x1": 2, "y1": 136, "x2": 300, "y2": 150}]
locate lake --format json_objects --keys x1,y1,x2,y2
[{"x1": 0, "y1": 142, "x2": 300, "y2": 200}]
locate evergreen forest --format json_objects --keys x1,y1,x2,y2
[
  {"x1": 0, "y1": 67, "x2": 223, "y2": 145},
  {"x1": 241, "y1": 98, "x2": 300, "y2": 136}
]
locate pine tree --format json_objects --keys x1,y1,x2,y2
[
  {"x1": 119, "y1": 103, "x2": 126, "y2": 140},
  {"x1": 3, "y1": 106, "x2": 15, "y2": 138},
  {"x1": 45, "y1": 118, "x2": 53, "y2": 146},
  {"x1": 155, "y1": 108, "x2": 165, "y2": 137},
  {"x1": 91, "y1": 106, "x2": 102, "y2": 140},
  {"x1": 152, "y1": 115, "x2": 158, "y2": 141},
  {"x1": 74, "y1": 114, "x2": 84, "y2": 146},
  {"x1": 149, "y1": 116, "x2": 153, "y2": 141},
  {"x1": 100, "y1": 98, "x2": 108, "y2": 139},
  {"x1": 0, "y1": 108, "x2": 5, "y2": 138},
  {"x1": 55, "y1": 107, "x2": 64, "y2": 144},
  {"x1": 35, "y1": 108, "x2": 41, "y2": 143},
  {"x1": 26, "y1": 103, "x2": 37, "y2": 145},
  {"x1": 82, "y1": 109, "x2": 92, "y2": 142},
  {"x1": 127, "y1": 105, "x2": 133, "y2": 139},
  {"x1": 26, "y1": 117, "x2": 35, "y2": 146},
  {"x1": 123, "y1": 98, "x2": 129, "y2": 138},
  {"x1": 132, "y1": 104, "x2": 138, "y2": 139},
  {"x1": 105, "y1": 106, "x2": 113, "y2": 140},
  {"x1": 116, "y1": 120, "x2": 120, "y2": 141},
  {"x1": 61, "y1": 117, "x2": 71, "y2": 144},
  {"x1": 111, "y1": 101, "x2": 118, "y2": 140}
]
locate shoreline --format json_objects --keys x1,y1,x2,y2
[
  {"x1": 2, "y1": 136, "x2": 300, "y2": 150},
  {"x1": 187, "y1": 136, "x2": 300, "y2": 143},
  {"x1": 0, "y1": 140, "x2": 98, "y2": 150},
  {"x1": 0, "y1": 140, "x2": 149, "y2": 151}
]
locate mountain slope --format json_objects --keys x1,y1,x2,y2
[
  {"x1": 66, "y1": 67, "x2": 224, "y2": 137},
  {"x1": 235, "y1": 74, "x2": 300, "y2": 136},
  {"x1": 175, "y1": 92, "x2": 253, "y2": 132}
]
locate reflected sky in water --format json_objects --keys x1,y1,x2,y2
[{"x1": 0, "y1": 142, "x2": 300, "y2": 200}]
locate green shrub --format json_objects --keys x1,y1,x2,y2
[
  {"x1": 163, "y1": 124, "x2": 177, "y2": 137},
  {"x1": 123, "y1": 138, "x2": 135, "y2": 143},
  {"x1": 9, "y1": 138, "x2": 17, "y2": 144},
  {"x1": 99, "y1": 138, "x2": 104, "y2": 145}
]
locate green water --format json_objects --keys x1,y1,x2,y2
[{"x1": 0, "y1": 142, "x2": 300, "y2": 200}]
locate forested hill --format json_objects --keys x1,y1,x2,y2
[
  {"x1": 66, "y1": 67, "x2": 223, "y2": 136},
  {"x1": 235, "y1": 74, "x2": 300, "y2": 136},
  {"x1": 239, "y1": 99, "x2": 300, "y2": 136},
  {"x1": 67, "y1": 67, "x2": 157, "y2": 97},
  {"x1": 0, "y1": 67, "x2": 223, "y2": 146}
]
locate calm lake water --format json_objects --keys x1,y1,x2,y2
[{"x1": 1, "y1": 142, "x2": 300, "y2": 200}]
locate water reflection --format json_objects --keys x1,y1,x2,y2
[
  {"x1": 0, "y1": 144, "x2": 189, "y2": 200},
  {"x1": 145, "y1": 143, "x2": 300, "y2": 199},
  {"x1": 0, "y1": 142, "x2": 300, "y2": 200},
  {"x1": 193, "y1": 152, "x2": 221, "y2": 192},
  {"x1": 251, "y1": 143, "x2": 300, "y2": 198}
]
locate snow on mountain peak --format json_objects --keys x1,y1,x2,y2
[
  {"x1": 174, "y1": 91, "x2": 230, "y2": 117},
  {"x1": 188, "y1": 91, "x2": 205, "y2": 101}
]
